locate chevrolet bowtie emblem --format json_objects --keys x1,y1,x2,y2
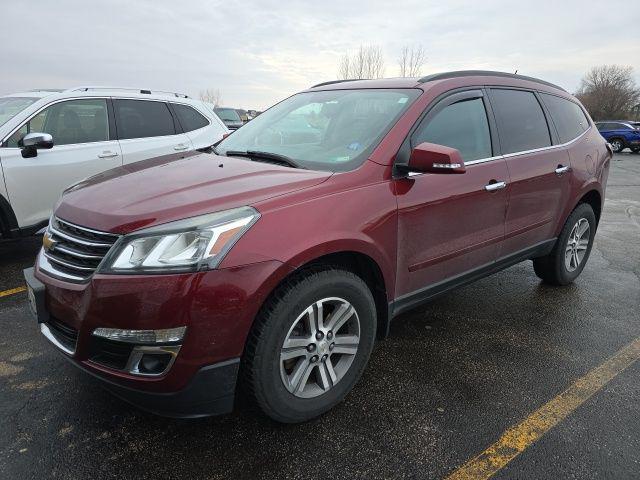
[{"x1": 42, "y1": 232, "x2": 57, "y2": 252}]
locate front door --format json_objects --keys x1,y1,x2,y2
[
  {"x1": 0, "y1": 98, "x2": 121, "y2": 227},
  {"x1": 395, "y1": 90, "x2": 509, "y2": 300}
]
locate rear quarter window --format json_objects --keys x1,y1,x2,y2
[
  {"x1": 489, "y1": 89, "x2": 551, "y2": 155},
  {"x1": 540, "y1": 93, "x2": 589, "y2": 143},
  {"x1": 172, "y1": 103, "x2": 210, "y2": 132}
]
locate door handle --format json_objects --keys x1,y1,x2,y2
[
  {"x1": 98, "y1": 151, "x2": 119, "y2": 158},
  {"x1": 555, "y1": 165, "x2": 571, "y2": 175},
  {"x1": 174, "y1": 144, "x2": 188, "y2": 151},
  {"x1": 485, "y1": 181, "x2": 507, "y2": 192}
]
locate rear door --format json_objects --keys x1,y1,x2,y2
[
  {"x1": 487, "y1": 88, "x2": 572, "y2": 257},
  {"x1": 113, "y1": 99, "x2": 192, "y2": 165},
  {"x1": 395, "y1": 90, "x2": 509, "y2": 299},
  {"x1": 0, "y1": 98, "x2": 121, "y2": 227}
]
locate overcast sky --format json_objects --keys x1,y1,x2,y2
[{"x1": 1, "y1": 0, "x2": 638, "y2": 110}]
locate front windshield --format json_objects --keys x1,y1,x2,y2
[
  {"x1": 215, "y1": 108, "x2": 242, "y2": 122},
  {"x1": 216, "y1": 88, "x2": 421, "y2": 172},
  {"x1": 0, "y1": 97, "x2": 39, "y2": 128}
]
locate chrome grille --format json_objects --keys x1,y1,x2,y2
[{"x1": 40, "y1": 217, "x2": 120, "y2": 282}]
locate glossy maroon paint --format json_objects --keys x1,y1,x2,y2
[
  {"x1": 36, "y1": 74, "x2": 610, "y2": 395},
  {"x1": 395, "y1": 159, "x2": 510, "y2": 296},
  {"x1": 35, "y1": 256, "x2": 294, "y2": 391}
]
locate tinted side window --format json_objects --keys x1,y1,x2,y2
[
  {"x1": 614, "y1": 123, "x2": 631, "y2": 130},
  {"x1": 540, "y1": 94, "x2": 589, "y2": 143},
  {"x1": 172, "y1": 104, "x2": 209, "y2": 132},
  {"x1": 6, "y1": 99, "x2": 109, "y2": 147},
  {"x1": 413, "y1": 98, "x2": 492, "y2": 162},
  {"x1": 490, "y1": 89, "x2": 551, "y2": 154},
  {"x1": 114, "y1": 100, "x2": 176, "y2": 140}
]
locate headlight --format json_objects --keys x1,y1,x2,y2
[{"x1": 99, "y1": 206, "x2": 260, "y2": 274}]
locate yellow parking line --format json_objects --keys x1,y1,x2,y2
[
  {"x1": 0, "y1": 286, "x2": 27, "y2": 298},
  {"x1": 446, "y1": 337, "x2": 640, "y2": 480}
]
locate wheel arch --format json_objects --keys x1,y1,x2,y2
[
  {"x1": 296, "y1": 250, "x2": 390, "y2": 340},
  {"x1": 555, "y1": 182, "x2": 604, "y2": 237},
  {"x1": 0, "y1": 194, "x2": 19, "y2": 238},
  {"x1": 252, "y1": 247, "x2": 392, "y2": 342},
  {"x1": 578, "y1": 189, "x2": 602, "y2": 225}
]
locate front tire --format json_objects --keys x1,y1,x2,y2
[
  {"x1": 533, "y1": 203, "x2": 596, "y2": 285},
  {"x1": 631, "y1": 146, "x2": 640, "y2": 154},
  {"x1": 242, "y1": 268, "x2": 376, "y2": 423}
]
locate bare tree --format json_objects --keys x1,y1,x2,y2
[
  {"x1": 398, "y1": 45, "x2": 426, "y2": 77},
  {"x1": 338, "y1": 54, "x2": 352, "y2": 81},
  {"x1": 199, "y1": 88, "x2": 223, "y2": 107},
  {"x1": 575, "y1": 65, "x2": 639, "y2": 120},
  {"x1": 338, "y1": 45, "x2": 385, "y2": 80}
]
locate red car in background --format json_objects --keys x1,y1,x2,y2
[{"x1": 24, "y1": 71, "x2": 611, "y2": 423}]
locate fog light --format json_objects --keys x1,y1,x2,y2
[
  {"x1": 138, "y1": 353, "x2": 173, "y2": 374},
  {"x1": 92, "y1": 326, "x2": 186, "y2": 344},
  {"x1": 125, "y1": 345, "x2": 181, "y2": 377}
]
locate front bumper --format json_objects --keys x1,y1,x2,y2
[
  {"x1": 64, "y1": 352, "x2": 240, "y2": 418},
  {"x1": 25, "y1": 256, "x2": 292, "y2": 417}
]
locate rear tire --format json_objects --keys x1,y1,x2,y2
[
  {"x1": 631, "y1": 146, "x2": 640, "y2": 154},
  {"x1": 533, "y1": 203, "x2": 596, "y2": 285},
  {"x1": 242, "y1": 268, "x2": 376, "y2": 423},
  {"x1": 609, "y1": 138, "x2": 625, "y2": 153}
]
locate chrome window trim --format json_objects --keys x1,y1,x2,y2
[
  {"x1": 501, "y1": 125, "x2": 591, "y2": 159},
  {"x1": 464, "y1": 155, "x2": 503, "y2": 166},
  {"x1": 0, "y1": 96, "x2": 111, "y2": 146},
  {"x1": 41, "y1": 323, "x2": 76, "y2": 355},
  {"x1": 462, "y1": 125, "x2": 592, "y2": 166}
]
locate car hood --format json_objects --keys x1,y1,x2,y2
[{"x1": 55, "y1": 152, "x2": 332, "y2": 234}]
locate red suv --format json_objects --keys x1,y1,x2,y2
[{"x1": 24, "y1": 71, "x2": 611, "y2": 423}]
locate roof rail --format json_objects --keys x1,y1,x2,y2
[
  {"x1": 310, "y1": 79, "x2": 363, "y2": 88},
  {"x1": 418, "y1": 70, "x2": 566, "y2": 92},
  {"x1": 27, "y1": 89, "x2": 65, "y2": 93},
  {"x1": 64, "y1": 86, "x2": 190, "y2": 98}
]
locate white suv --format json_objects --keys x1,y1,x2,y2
[{"x1": 0, "y1": 87, "x2": 229, "y2": 239}]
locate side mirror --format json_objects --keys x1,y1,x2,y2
[
  {"x1": 406, "y1": 142, "x2": 466, "y2": 174},
  {"x1": 19, "y1": 132, "x2": 54, "y2": 158}
]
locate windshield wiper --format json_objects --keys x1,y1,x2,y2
[{"x1": 224, "y1": 150, "x2": 305, "y2": 169}]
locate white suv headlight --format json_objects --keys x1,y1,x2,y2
[{"x1": 99, "y1": 207, "x2": 260, "y2": 274}]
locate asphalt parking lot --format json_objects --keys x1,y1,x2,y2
[{"x1": 1, "y1": 153, "x2": 639, "y2": 480}]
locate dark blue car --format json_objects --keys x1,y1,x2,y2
[{"x1": 595, "y1": 121, "x2": 640, "y2": 153}]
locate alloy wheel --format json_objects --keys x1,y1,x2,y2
[
  {"x1": 611, "y1": 139, "x2": 623, "y2": 152},
  {"x1": 280, "y1": 297, "x2": 360, "y2": 398},
  {"x1": 565, "y1": 218, "x2": 590, "y2": 272}
]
